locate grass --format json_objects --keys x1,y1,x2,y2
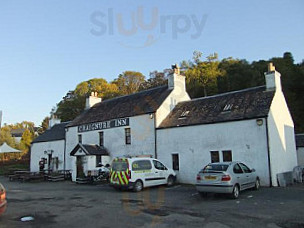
[{"x1": 0, "y1": 160, "x2": 30, "y2": 176}]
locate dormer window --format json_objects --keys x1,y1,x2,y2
[
  {"x1": 223, "y1": 104, "x2": 233, "y2": 112},
  {"x1": 179, "y1": 110, "x2": 190, "y2": 119}
]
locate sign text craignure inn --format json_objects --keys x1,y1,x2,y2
[{"x1": 78, "y1": 118, "x2": 129, "y2": 133}]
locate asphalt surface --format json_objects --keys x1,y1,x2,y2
[{"x1": 0, "y1": 176, "x2": 304, "y2": 228}]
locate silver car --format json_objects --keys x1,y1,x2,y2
[{"x1": 196, "y1": 162, "x2": 260, "y2": 199}]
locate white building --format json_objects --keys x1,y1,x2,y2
[
  {"x1": 65, "y1": 68, "x2": 190, "y2": 181},
  {"x1": 296, "y1": 134, "x2": 304, "y2": 166},
  {"x1": 30, "y1": 64, "x2": 298, "y2": 186},
  {"x1": 157, "y1": 64, "x2": 297, "y2": 186},
  {"x1": 30, "y1": 122, "x2": 69, "y2": 172}
]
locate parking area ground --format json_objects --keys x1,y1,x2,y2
[{"x1": 0, "y1": 176, "x2": 304, "y2": 228}]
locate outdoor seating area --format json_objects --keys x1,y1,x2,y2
[{"x1": 6, "y1": 169, "x2": 71, "y2": 182}]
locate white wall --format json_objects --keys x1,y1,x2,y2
[
  {"x1": 65, "y1": 114, "x2": 156, "y2": 181},
  {"x1": 157, "y1": 119, "x2": 270, "y2": 186},
  {"x1": 297, "y1": 147, "x2": 304, "y2": 166},
  {"x1": 30, "y1": 140, "x2": 65, "y2": 172},
  {"x1": 156, "y1": 86, "x2": 190, "y2": 127},
  {"x1": 267, "y1": 90, "x2": 298, "y2": 186}
]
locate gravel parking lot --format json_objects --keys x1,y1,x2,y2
[{"x1": 0, "y1": 176, "x2": 304, "y2": 228}]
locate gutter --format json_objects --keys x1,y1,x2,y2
[{"x1": 265, "y1": 117, "x2": 273, "y2": 187}]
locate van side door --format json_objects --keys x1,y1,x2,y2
[{"x1": 152, "y1": 160, "x2": 168, "y2": 185}]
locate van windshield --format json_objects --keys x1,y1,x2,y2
[{"x1": 112, "y1": 161, "x2": 128, "y2": 171}]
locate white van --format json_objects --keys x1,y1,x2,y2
[{"x1": 110, "y1": 157, "x2": 176, "y2": 192}]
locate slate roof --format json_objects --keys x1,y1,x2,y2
[
  {"x1": 70, "y1": 143, "x2": 109, "y2": 156},
  {"x1": 67, "y1": 86, "x2": 172, "y2": 127},
  {"x1": 11, "y1": 129, "x2": 25, "y2": 137},
  {"x1": 159, "y1": 86, "x2": 275, "y2": 129},
  {"x1": 32, "y1": 122, "x2": 70, "y2": 143},
  {"x1": 296, "y1": 134, "x2": 304, "y2": 148}
]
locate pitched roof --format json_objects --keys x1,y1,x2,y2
[
  {"x1": 296, "y1": 134, "x2": 304, "y2": 148},
  {"x1": 70, "y1": 143, "x2": 109, "y2": 156},
  {"x1": 67, "y1": 86, "x2": 172, "y2": 127},
  {"x1": 32, "y1": 122, "x2": 69, "y2": 143},
  {"x1": 158, "y1": 86, "x2": 275, "y2": 129},
  {"x1": 11, "y1": 129, "x2": 25, "y2": 137}
]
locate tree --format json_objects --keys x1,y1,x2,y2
[
  {"x1": 139, "y1": 70, "x2": 167, "y2": 91},
  {"x1": 37, "y1": 117, "x2": 50, "y2": 135},
  {"x1": 185, "y1": 52, "x2": 223, "y2": 97},
  {"x1": 113, "y1": 71, "x2": 145, "y2": 95}
]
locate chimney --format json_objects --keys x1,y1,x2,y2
[
  {"x1": 85, "y1": 92, "x2": 102, "y2": 110},
  {"x1": 168, "y1": 64, "x2": 186, "y2": 91},
  {"x1": 48, "y1": 115, "x2": 61, "y2": 129},
  {"x1": 264, "y1": 62, "x2": 281, "y2": 91}
]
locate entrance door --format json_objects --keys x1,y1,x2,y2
[
  {"x1": 48, "y1": 154, "x2": 52, "y2": 172},
  {"x1": 76, "y1": 156, "x2": 85, "y2": 178}
]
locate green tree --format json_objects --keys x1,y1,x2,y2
[
  {"x1": 113, "y1": 71, "x2": 145, "y2": 95},
  {"x1": 139, "y1": 70, "x2": 167, "y2": 91},
  {"x1": 186, "y1": 52, "x2": 223, "y2": 97},
  {"x1": 37, "y1": 117, "x2": 50, "y2": 135}
]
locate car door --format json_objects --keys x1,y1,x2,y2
[
  {"x1": 152, "y1": 160, "x2": 167, "y2": 185},
  {"x1": 239, "y1": 163, "x2": 255, "y2": 189},
  {"x1": 232, "y1": 163, "x2": 247, "y2": 190}
]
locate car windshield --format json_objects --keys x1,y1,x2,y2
[
  {"x1": 202, "y1": 164, "x2": 229, "y2": 173},
  {"x1": 111, "y1": 161, "x2": 128, "y2": 171}
]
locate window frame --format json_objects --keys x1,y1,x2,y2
[
  {"x1": 125, "y1": 128, "x2": 131, "y2": 145},
  {"x1": 99, "y1": 131, "x2": 104, "y2": 147},
  {"x1": 172, "y1": 154, "x2": 179, "y2": 171},
  {"x1": 222, "y1": 150, "x2": 232, "y2": 162},
  {"x1": 78, "y1": 134, "x2": 82, "y2": 144},
  {"x1": 210, "y1": 151, "x2": 220, "y2": 163}
]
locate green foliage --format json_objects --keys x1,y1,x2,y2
[
  {"x1": 185, "y1": 52, "x2": 223, "y2": 97},
  {"x1": 139, "y1": 71, "x2": 167, "y2": 91},
  {"x1": 113, "y1": 71, "x2": 145, "y2": 95},
  {"x1": 37, "y1": 116, "x2": 50, "y2": 135}
]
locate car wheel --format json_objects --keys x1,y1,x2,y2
[
  {"x1": 199, "y1": 192, "x2": 208, "y2": 198},
  {"x1": 231, "y1": 185, "x2": 240, "y2": 199},
  {"x1": 254, "y1": 178, "x2": 260, "y2": 190},
  {"x1": 167, "y1": 175, "x2": 175, "y2": 187},
  {"x1": 133, "y1": 180, "x2": 143, "y2": 192}
]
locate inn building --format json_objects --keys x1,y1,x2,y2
[{"x1": 31, "y1": 64, "x2": 298, "y2": 186}]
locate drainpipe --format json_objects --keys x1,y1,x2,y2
[
  {"x1": 154, "y1": 113, "x2": 158, "y2": 159},
  {"x1": 265, "y1": 118, "x2": 273, "y2": 187}
]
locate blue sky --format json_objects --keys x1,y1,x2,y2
[{"x1": 0, "y1": 0, "x2": 303, "y2": 126}]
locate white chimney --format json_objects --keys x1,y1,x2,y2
[
  {"x1": 85, "y1": 92, "x2": 102, "y2": 110},
  {"x1": 168, "y1": 64, "x2": 186, "y2": 91},
  {"x1": 265, "y1": 62, "x2": 281, "y2": 91},
  {"x1": 48, "y1": 115, "x2": 61, "y2": 129}
]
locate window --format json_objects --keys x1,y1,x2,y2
[
  {"x1": 179, "y1": 110, "x2": 190, "y2": 119},
  {"x1": 172, "y1": 154, "x2": 179, "y2": 171},
  {"x1": 132, "y1": 160, "x2": 152, "y2": 171},
  {"x1": 203, "y1": 164, "x2": 229, "y2": 173},
  {"x1": 99, "y1": 132, "x2": 104, "y2": 147},
  {"x1": 239, "y1": 163, "x2": 251, "y2": 173},
  {"x1": 210, "y1": 151, "x2": 219, "y2": 163},
  {"x1": 153, "y1": 160, "x2": 167, "y2": 170},
  {"x1": 125, "y1": 128, "x2": 131, "y2": 144},
  {"x1": 222, "y1": 150, "x2": 232, "y2": 162},
  {"x1": 96, "y1": 155, "x2": 102, "y2": 167},
  {"x1": 223, "y1": 104, "x2": 233, "y2": 112},
  {"x1": 233, "y1": 164, "x2": 243, "y2": 174},
  {"x1": 78, "y1": 135, "x2": 82, "y2": 143}
]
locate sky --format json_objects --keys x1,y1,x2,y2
[{"x1": 0, "y1": 0, "x2": 303, "y2": 126}]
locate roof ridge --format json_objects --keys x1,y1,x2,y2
[
  {"x1": 98, "y1": 85, "x2": 169, "y2": 104},
  {"x1": 179, "y1": 86, "x2": 266, "y2": 105}
]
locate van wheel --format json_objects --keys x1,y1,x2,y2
[
  {"x1": 133, "y1": 180, "x2": 143, "y2": 192},
  {"x1": 231, "y1": 185, "x2": 240, "y2": 199},
  {"x1": 167, "y1": 175, "x2": 175, "y2": 187}
]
